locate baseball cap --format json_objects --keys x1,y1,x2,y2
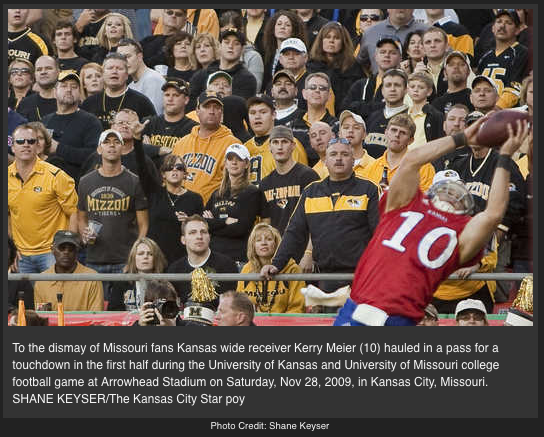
[
  {"x1": 376, "y1": 36, "x2": 402, "y2": 55},
  {"x1": 432, "y1": 169, "x2": 461, "y2": 186},
  {"x1": 197, "y1": 91, "x2": 223, "y2": 107},
  {"x1": 279, "y1": 38, "x2": 307, "y2": 54},
  {"x1": 471, "y1": 75, "x2": 498, "y2": 93},
  {"x1": 465, "y1": 110, "x2": 485, "y2": 126},
  {"x1": 247, "y1": 94, "x2": 275, "y2": 111},
  {"x1": 57, "y1": 70, "x2": 80, "y2": 84},
  {"x1": 269, "y1": 125, "x2": 294, "y2": 141},
  {"x1": 53, "y1": 230, "x2": 82, "y2": 249},
  {"x1": 339, "y1": 110, "x2": 366, "y2": 130},
  {"x1": 495, "y1": 9, "x2": 521, "y2": 26},
  {"x1": 273, "y1": 69, "x2": 296, "y2": 85},
  {"x1": 161, "y1": 77, "x2": 190, "y2": 95},
  {"x1": 225, "y1": 143, "x2": 250, "y2": 160},
  {"x1": 445, "y1": 50, "x2": 470, "y2": 68},
  {"x1": 98, "y1": 129, "x2": 124, "y2": 145},
  {"x1": 206, "y1": 71, "x2": 233, "y2": 88},
  {"x1": 455, "y1": 299, "x2": 487, "y2": 318},
  {"x1": 423, "y1": 304, "x2": 439, "y2": 320},
  {"x1": 219, "y1": 27, "x2": 246, "y2": 45}
]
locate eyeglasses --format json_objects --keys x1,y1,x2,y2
[
  {"x1": 360, "y1": 14, "x2": 380, "y2": 22},
  {"x1": 9, "y1": 68, "x2": 31, "y2": 75},
  {"x1": 165, "y1": 10, "x2": 185, "y2": 18},
  {"x1": 307, "y1": 84, "x2": 329, "y2": 92},
  {"x1": 328, "y1": 137, "x2": 350, "y2": 146},
  {"x1": 15, "y1": 138, "x2": 37, "y2": 145},
  {"x1": 164, "y1": 163, "x2": 186, "y2": 172}
]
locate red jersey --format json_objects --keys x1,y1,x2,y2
[{"x1": 350, "y1": 190, "x2": 482, "y2": 322}]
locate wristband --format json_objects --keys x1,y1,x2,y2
[
  {"x1": 496, "y1": 154, "x2": 513, "y2": 170},
  {"x1": 452, "y1": 132, "x2": 468, "y2": 148}
]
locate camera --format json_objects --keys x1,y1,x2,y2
[{"x1": 148, "y1": 298, "x2": 179, "y2": 325}]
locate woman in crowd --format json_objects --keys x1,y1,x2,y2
[
  {"x1": 134, "y1": 131, "x2": 204, "y2": 265},
  {"x1": 236, "y1": 223, "x2": 305, "y2": 313},
  {"x1": 203, "y1": 144, "x2": 261, "y2": 267},
  {"x1": 79, "y1": 63, "x2": 104, "y2": 100},
  {"x1": 400, "y1": 30, "x2": 426, "y2": 75},
  {"x1": 109, "y1": 237, "x2": 168, "y2": 311},
  {"x1": 92, "y1": 12, "x2": 134, "y2": 65},
  {"x1": 219, "y1": 10, "x2": 264, "y2": 93},
  {"x1": 243, "y1": 9, "x2": 269, "y2": 58},
  {"x1": 27, "y1": 122, "x2": 51, "y2": 161},
  {"x1": 262, "y1": 10, "x2": 307, "y2": 91},
  {"x1": 190, "y1": 32, "x2": 220, "y2": 72},
  {"x1": 161, "y1": 31, "x2": 197, "y2": 82},
  {"x1": 307, "y1": 21, "x2": 364, "y2": 115}
]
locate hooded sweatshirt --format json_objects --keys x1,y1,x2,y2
[
  {"x1": 172, "y1": 124, "x2": 240, "y2": 203},
  {"x1": 237, "y1": 259, "x2": 305, "y2": 313}
]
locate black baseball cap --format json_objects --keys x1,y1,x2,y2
[
  {"x1": 495, "y1": 9, "x2": 521, "y2": 26},
  {"x1": 247, "y1": 94, "x2": 275, "y2": 111},
  {"x1": 52, "y1": 230, "x2": 82, "y2": 249},
  {"x1": 197, "y1": 91, "x2": 223, "y2": 107},
  {"x1": 161, "y1": 77, "x2": 190, "y2": 95},
  {"x1": 219, "y1": 28, "x2": 246, "y2": 45}
]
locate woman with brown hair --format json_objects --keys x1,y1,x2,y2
[
  {"x1": 190, "y1": 32, "x2": 220, "y2": 71},
  {"x1": 261, "y1": 10, "x2": 308, "y2": 93},
  {"x1": 307, "y1": 21, "x2": 364, "y2": 115},
  {"x1": 203, "y1": 144, "x2": 261, "y2": 266},
  {"x1": 160, "y1": 31, "x2": 197, "y2": 82},
  {"x1": 92, "y1": 12, "x2": 134, "y2": 65},
  {"x1": 236, "y1": 223, "x2": 305, "y2": 313},
  {"x1": 79, "y1": 62, "x2": 104, "y2": 100},
  {"x1": 109, "y1": 237, "x2": 168, "y2": 311}
]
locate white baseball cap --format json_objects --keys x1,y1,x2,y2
[
  {"x1": 280, "y1": 38, "x2": 307, "y2": 54},
  {"x1": 432, "y1": 169, "x2": 461, "y2": 186},
  {"x1": 339, "y1": 110, "x2": 366, "y2": 130},
  {"x1": 455, "y1": 299, "x2": 487, "y2": 317},
  {"x1": 225, "y1": 143, "x2": 250, "y2": 160},
  {"x1": 98, "y1": 129, "x2": 123, "y2": 145}
]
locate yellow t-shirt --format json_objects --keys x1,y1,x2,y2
[
  {"x1": 8, "y1": 158, "x2": 78, "y2": 255},
  {"x1": 407, "y1": 108, "x2": 427, "y2": 150}
]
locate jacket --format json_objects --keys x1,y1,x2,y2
[
  {"x1": 272, "y1": 173, "x2": 380, "y2": 273},
  {"x1": 237, "y1": 259, "x2": 306, "y2": 313},
  {"x1": 172, "y1": 124, "x2": 240, "y2": 204}
]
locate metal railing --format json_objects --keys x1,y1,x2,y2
[{"x1": 8, "y1": 272, "x2": 533, "y2": 282}]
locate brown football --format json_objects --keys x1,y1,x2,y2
[{"x1": 476, "y1": 110, "x2": 531, "y2": 148}]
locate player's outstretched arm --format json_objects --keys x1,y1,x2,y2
[
  {"x1": 458, "y1": 120, "x2": 530, "y2": 265},
  {"x1": 386, "y1": 116, "x2": 488, "y2": 213}
]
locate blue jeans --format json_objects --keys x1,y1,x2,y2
[
  {"x1": 86, "y1": 263, "x2": 126, "y2": 303},
  {"x1": 18, "y1": 252, "x2": 56, "y2": 274},
  {"x1": 334, "y1": 299, "x2": 416, "y2": 326}
]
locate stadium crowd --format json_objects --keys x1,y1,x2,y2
[{"x1": 7, "y1": 8, "x2": 533, "y2": 326}]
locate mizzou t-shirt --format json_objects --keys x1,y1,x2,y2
[{"x1": 77, "y1": 168, "x2": 148, "y2": 264}]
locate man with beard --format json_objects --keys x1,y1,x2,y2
[
  {"x1": 17, "y1": 55, "x2": 59, "y2": 122},
  {"x1": 270, "y1": 70, "x2": 299, "y2": 126},
  {"x1": 431, "y1": 103, "x2": 470, "y2": 171},
  {"x1": 81, "y1": 52, "x2": 156, "y2": 129},
  {"x1": 431, "y1": 51, "x2": 474, "y2": 115},
  {"x1": 33, "y1": 230, "x2": 104, "y2": 311},
  {"x1": 41, "y1": 71, "x2": 102, "y2": 183}
]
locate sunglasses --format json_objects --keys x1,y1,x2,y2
[
  {"x1": 9, "y1": 68, "x2": 31, "y2": 75},
  {"x1": 307, "y1": 84, "x2": 329, "y2": 92},
  {"x1": 165, "y1": 10, "x2": 185, "y2": 18},
  {"x1": 360, "y1": 14, "x2": 380, "y2": 22},
  {"x1": 165, "y1": 163, "x2": 186, "y2": 172},
  {"x1": 328, "y1": 137, "x2": 350, "y2": 146},
  {"x1": 15, "y1": 138, "x2": 37, "y2": 145}
]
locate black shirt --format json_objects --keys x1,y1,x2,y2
[
  {"x1": 58, "y1": 56, "x2": 89, "y2": 74},
  {"x1": 167, "y1": 251, "x2": 238, "y2": 305},
  {"x1": 431, "y1": 88, "x2": 474, "y2": 115},
  {"x1": 260, "y1": 163, "x2": 320, "y2": 235},
  {"x1": 142, "y1": 115, "x2": 198, "y2": 150},
  {"x1": 17, "y1": 93, "x2": 57, "y2": 122},
  {"x1": 81, "y1": 88, "x2": 157, "y2": 130},
  {"x1": 8, "y1": 28, "x2": 54, "y2": 65}
]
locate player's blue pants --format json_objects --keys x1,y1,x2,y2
[{"x1": 333, "y1": 299, "x2": 416, "y2": 326}]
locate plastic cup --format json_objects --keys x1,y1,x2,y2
[{"x1": 87, "y1": 219, "x2": 103, "y2": 245}]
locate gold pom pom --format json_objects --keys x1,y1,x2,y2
[
  {"x1": 512, "y1": 275, "x2": 533, "y2": 314},
  {"x1": 190, "y1": 268, "x2": 218, "y2": 303}
]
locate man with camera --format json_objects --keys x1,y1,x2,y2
[{"x1": 136, "y1": 280, "x2": 183, "y2": 326}]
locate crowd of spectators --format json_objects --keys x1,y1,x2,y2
[{"x1": 7, "y1": 8, "x2": 533, "y2": 325}]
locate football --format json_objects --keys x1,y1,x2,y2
[{"x1": 476, "y1": 110, "x2": 531, "y2": 148}]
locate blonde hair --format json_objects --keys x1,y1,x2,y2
[
  {"x1": 190, "y1": 33, "x2": 220, "y2": 69},
  {"x1": 218, "y1": 156, "x2": 250, "y2": 198},
  {"x1": 246, "y1": 223, "x2": 282, "y2": 272},
  {"x1": 520, "y1": 75, "x2": 533, "y2": 106},
  {"x1": 27, "y1": 121, "x2": 52, "y2": 157},
  {"x1": 387, "y1": 113, "x2": 417, "y2": 138},
  {"x1": 96, "y1": 13, "x2": 134, "y2": 50},
  {"x1": 79, "y1": 62, "x2": 103, "y2": 99},
  {"x1": 408, "y1": 72, "x2": 434, "y2": 91},
  {"x1": 125, "y1": 237, "x2": 167, "y2": 274}
]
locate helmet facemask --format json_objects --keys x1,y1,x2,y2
[{"x1": 428, "y1": 180, "x2": 474, "y2": 215}]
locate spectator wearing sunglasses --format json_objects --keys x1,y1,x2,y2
[
  {"x1": 261, "y1": 136, "x2": 380, "y2": 303},
  {"x1": 353, "y1": 9, "x2": 385, "y2": 57},
  {"x1": 8, "y1": 59, "x2": 35, "y2": 111},
  {"x1": 8, "y1": 123, "x2": 78, "y2": 274}
]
